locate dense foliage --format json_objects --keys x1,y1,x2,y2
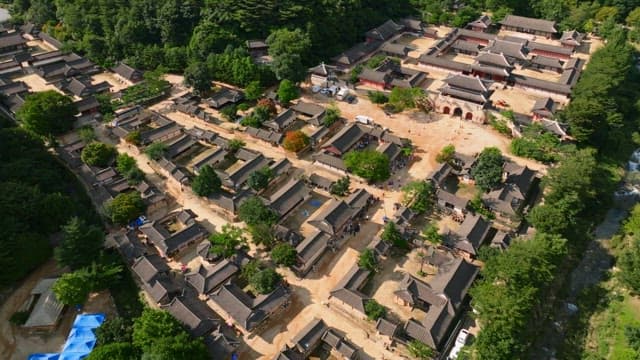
[
  {"x1": 364, "y1": 299, "x2": 386, "y2": 321},
  {"x1": 358, "y1": 248, "x2": 378, "y2": 272},
  {"x1": 471, "y1": 147, "x2": 504, "y2": 192},
  {"x1": 282, "y1": 130, "x2": 310, "y2": 152},
  {"x1": 343, "y1": 149, "x2": 390, "y2": 182},
  {"x1": 81, "y1": 142, "x2": 116, "y2": 167},
  {"x1": 277, "y1": 79, "x2": 299, "y2": 105},
  {"x1": 238, "y1": 196, "x2": 279, "y2": 227},
  {"x1": 191, "y1": 164, "x2": 222, "y2": 196},
  {"x1": 0, "y1": 126, "x2": 98, "y2": 288},
  {"x1": 247, "y1": 166, "x2": 274, "y2": 192},
  {"x1": 435, "y1": 144, "x2": 455, "y2": 164},
  {"x1": 106, "y1": 191, "x2": 146, "y2": 225},
  {"x1": 208, "y1": 224, "x2": 246, "y2": 258},
  {"x1": 510, "y1": 124, "x2": 568, "y2": 163},
  {"x1": 271, "y1": 243, "x2": 297, "y2": 267},
  {"x1": 55, "y1": 217, "x2": 104, "y2": 270},
  {"x1": 330, "y1": 176, "x2": 351, "y2": 196},
  {"x1": 381, "y1": 221, "x2": 408, "y2": 249},
  {"x1": 16, "y1": 91, "x2": 77, "y2": 136},
  {"x1": 401, "y1": 180, "x2": 435, "y2": 214}
]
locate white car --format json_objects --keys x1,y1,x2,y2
[
  {"x1": 448, "y1": 329, "x2": 470, "y2": 360},
  {"x1": 355, "y1": 115, "x2": 373, "y2": 125},
  {"x1": 311, "y1": 85, "x2": 321, "y2": 93}
]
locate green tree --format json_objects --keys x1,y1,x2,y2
[
  {"x1": 343, "y1": 150, "x2": 390, "y2": 182},
  {"x1": 78, "y1": 126, "x2": 96, "y2": 143},
  {"x1": 271, "y1": 243, "x2": 297, "y2": 267},
  {"x1": 436, "y1": 144, "x2": 456, "y2": 164},
  {"x1": 106, "y1": 191, "x2": 145, "y2": 225},
  {"x1": 381, "y1": 221, "x2": 407, "y2": 249},
  {"x1": 627, "y1": 7, "x2": 640, "y2": 27},
  {"x1": 247, "y1": 223, "x2": 276, "y2": 248},
  {"x1": 124, "y1": 131, "x2": 141, "y2": 146},
  {"x1": 116, "y1": 153, "x2": 137, "y2": 175},
  {"x1": 364, "y1": 299, "x2": 386, "y2": 321},
  {"x1": 183, "y1": 61, "x2": 211, "y2": 93},
  {"x1": 388, "y1": 87, "x2": 423, "y2": 111},
  {"x1": 619, "y1": 236, "x2": 640, "y2": 293},
  {"x1": 471, "y1": 147, "x2": 504, "y2": 192},
  {"x1": 330, "y1": 176, "x2": 351, "y2": 196},
  {"x1": 95, "y1": 317, "x2": 133, "y2": 345},
  {"x1": 81, "y1": 142, "x2": 116, "y2": 167},
  {"x1": 422, "y1": 223, "x2": 442, "y2": 245},
  {"x1": 407, "y1": 340, "x2": 433, "y2": 359},
  {"x1": 238, "y1": 196, "x2": 278, "y2": 227},
  {"x1": 401, "y1": 181, "x2": 435, "y2": 214},
  {"x1": 86, "y1": 342, "x2": 138, "y2": 360},
  {"x1": 283, "y1": 130, "x2": 310, "y2": 152},
  {"x1": 247, "y1": 166, "x2": 274, "y2": 191},
  {"x1": 53, "y1": 271, "x2": 91, "y2": 305},
  {"x1": 209, "y1": 224, "x2": 245, "y2": 259},
  {"x1": 55, "y1": 217, "x2": 104, "y2": 270},
  {"x1": 16, "y1": 91, "x2": 77, "y2": 136},
  {"x1": 324, "y1": 105, "x2": 341, "y2": 127},
  {"x1": 267, "y1": 28, "x2": 311, "y2": 82},
  {"x1": 191, "y1": 165, "x2": 221, "y2": 197},
  {"x1": 228, "y1": 139, "x2": 245, "y2": 153},
  {"x1": 277, "y1": 79, "x2": 299, "y2": 105},
  {"x1": 144, "y1": 142, "x2": 167, "y2": 160},
  {"x1": 367, "y1": 91, "x2": 389, "y2": 104},
  {"x1": 358, "y1": 248, "x2": 377, "y2": 272},
  {"x1": 244, "y1": 80, "x2": 263, "y2": 101},
  {"x1": 249, "y1": 267, "x2": 282, "y2": 294}
]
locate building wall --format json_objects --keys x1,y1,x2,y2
[
  {"x1": 530, "y1": 49, "x2": 570, "y2": 60},
  {"x1": 359, "y1": 79, "x2": 386, "y2": 90}
]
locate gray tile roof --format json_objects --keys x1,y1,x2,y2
[
  {"x1": 186, "y1": 260, "x2": 239, "y2": 295},
  {"x1": 500, "y1": 15, "x2": 557, "y2": 34},
  {"x1": 485, "y1": 39, "x2": 528, "y2": 60},
  {"x1": 321, "y1": 122, "x2": 366, "y2": 155},
  {"x1": 164, "y1": 294, "x2": 219, "y2": 337},
  {"x1": 295, "y1": 229, "x2": 332, "y2": 275},
  {"x1": 560, "y1": 30, "x2": 584, "y2": 46},
  {"x1": 269, "y1": 179, "x2": 309, "y2": 217},
  {"x1": 308, "y1": 199, "x2": 356, "y2": 235},
  {"x1": 528, "y1": 42, "x2": 573, "y2": 56},
  {"x1": 207, "y1": 88, "x2": 244, "y2": 109},
  {"x1": 475, "y1": 52, "x2": 513, "y2": 68},
  {"x1": 454, "y1": 214, "x2": 492, "y2": 255},
  {"x1": 330, "y1": 264, "x2": 371, "y2": 314},
  {"x1": 468, "y1": 14, "x2": 492, "y2": 29},
  {"x1": 132, "y1": 254, "x2": 170, "y2": 283},
  {"x1": 265, "y1": 108, "x2": 297, "y2": 131},
  {"x1": 111, "y1": 62, "x2": 142, "y2": 81},
  {"x1": 365, "y1": 19, "x2": 404, "y2": 41}
]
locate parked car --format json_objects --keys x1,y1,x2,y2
[
  {"x1": 311, "y1": 85, "x2": 321, "y2": 93},
  {"x1": 448, "y1": 329, "x2": 470, "y2": 360},
  {"x1": 336, "y1": 88, "x2": 349, "y2": 101},
  {"x1": 355, "y1": 115, "x2": 373, "y2": 125}
]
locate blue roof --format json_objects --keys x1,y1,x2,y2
[
  {"x1": 28, "y1": 354, "x2": 60, "y2": 360},
  {"x1": 67, "y1": 327, "x2": 96, "y2": 341},
  {"x1": 72, "y1": 313, "x2": 105, "y2": 329},
  {"x1": 62, "y1": 339, "x2": 96, "y2": 354}
]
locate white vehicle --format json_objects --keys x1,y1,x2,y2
[
  {"x1": 448, "y1": 329, "x2": 470, "y2": 360},
  {"x1": 336, "y1": 88, "x2": 349, "y2": 101},
  {"x1": 311, "y1": 85, "x2": 321, "y2": 93},
  {"x1": 355, "y1": 115, "x2": 373, "y2": 125},
  {"x1": 327, "y1": 85, "x2": 338, "y2": 96}
]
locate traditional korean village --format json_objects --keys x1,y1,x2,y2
[{"x1": 2, "y1": 2, "x2": 640, "y2": 360}]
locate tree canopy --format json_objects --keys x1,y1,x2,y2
[
  {"x1": 277, "y1": 79, "x2": 300, "y2": 105},
  {"x1": 144, "y1": 142, "x2": 167, "y2": 160},
  {"x1": 381, "y1": 221, "x2": 407, "y2": 249},
  {"x1": 358, "y1": 248, "x2": 378, "y2": 272},
  {"x1": 238, "y1": 196, "x2": 278, "y2": 227},
  {"x1": 282, "y1": 130, "x2": 310, "y2": 152},
  {"x1": 364, "y1": 299, "x2": 386, "y2": 321},
  {"x1": 81, "y1": 142, "x2": 116, "y2": 167},
  {"x1": 271, "y1": 243, "x2": 297, "y2": 267},
  {"x1": 471, "y1": 147, "x2": 504, "y2": 192},
  {"x1": 401, "y1": 181, "x2": 435, "y2": 214},
  {"x1": 16, "y1": 91, "x2": 77, "y2": 136},
  {"x1": 267, "y1": 28, "x2": 311, "y2": 82},
  {"x1": 247, "y1": 167, "x2": 274, "y2": 192},
  {"x1": 191, "y1": 165, "x2": 222, "y2": 197},
  {"x1": 343, "y1": 150, "x2": 390, "y2": 182},
  {"x1": 208, "y1": 224, "x2": 245, "y2": 258},
  {"x1": 106, "y1": 191, "x2": 146, "y2": 226},
  {"x1": 55, "y1": 217, "x2": 104, "y2": 270}
]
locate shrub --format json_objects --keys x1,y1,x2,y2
[
  {"x1": 367, "y1": 91, "x2": 389, "y2": 104},
  {"x1": 81, "y1": 142, "x2": 116, "y2": 167},
  {"x1": 283, "y1": 130, "x2": 310, "y2": 152},
  {"x1": 364, "y1": 299, "x2": 386, "y2": 321}
]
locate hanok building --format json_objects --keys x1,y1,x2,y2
[
  {"x1": 484, "y1": 39, "x2": 528, "y2": 65},
  {"x1": 0, "y1": 32, "x2": 27, "y2": 56},
  {"x1": 275, "y1": 318, "x2": 359, "y2": 360},
  {"x1": 560, "y1": 30, "x2": 584, "y2": 50},
  {"x1": 111, "y1": 62, "x2": 143, "y2": 83},
  {"x1": 378, "y1": 42, "x2": 411, "y2": 59},
  {"x1": 291, "y1": 101, "x2": 327, "y2": 127},
  {"x1": 265, "y1": 108, "x2": 298, "y2": 132},
  {"x1": 31, "y1": 52, "x2": 99, "y2": 82},
  {"x1": 451, "y1": 214, "x2": 494, "y2": 258},
  {"x1": 365, "y1": 19, "x2": 404, "y2": 43},
  {"x1": 467, "y1": 14, "x2": 492, "y2": 32},
  {"x1": 471, "y1": 52, "x2": 514, "y2": 82},
  {"x1": 23, "y1": 278, "x2": 64, "y2": 330},
  {"x1": 308, "y1": 199, "x2": 359, "y2": 239},
  {"x1": 60, "y1": 76, "x2": 111, "y2": 98},
  {"x1": 395, "y1": 258, "x2": 479, "y2": 350},
  {"x1": 207, "y1": 88, "x2": 244, "y2": 109},
  {"x1": 132, "y1": 254, "x2": 181, "y2": 305},
  {"x1": 434, "y1": 74, "x2": 491, "y2": 123},
  {"x1": 246, "y1": 40, "x2": 269, "y2": 58},
  {"x1": 294, "y1": 229, "x2": 334, "y2": 276},
  {"x1": 358, "y1": 58, "x2": 427, "y2": 90},
  {"x1": 329, "y1": 265, "x2": 371, "y2": 319},
  {"x1": 528, "y1": 41, "x2": 573, "y2": 60},
  {"x1": 208, "y1": 282, "x2": 291, "y2": 333},
  {"x1": 308, "y1": 62, "x2": 337, "y2": 87},
  {"x1": 269, "y1": 179, "x2": 310, "y2": 219},
  {"x1": 450, "y1": 39, "x2": 482, "y2": 56},
  {"x1": 499, "y1": 15, "x2": 558, "y2": 38},
  {"x1": 482, "y1": 162, "x2": 539, "y2": 222},
  {"x1": 186, "y1": 257, "x2": 243, "y2": 297},
  {"x1": 139, "y1": 212, "x2": 208, "y2": 258},
  {"x1": 435, "y1": 189, "x2": 469, "y2": 217},
  {"x1": 332, "y1": 41, "x2": 381, "y2": 69},
  {"x1": 529, "y1": 55, "x2": 564, "y2": 73}
]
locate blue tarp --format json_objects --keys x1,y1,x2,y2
[
  {"x1": 71, "y1": 313, "x2": 105, "y2": 329},
  {"x1": 28, "y1": 354, "x2": 60, "y2": 360},
  {"x1": 30, "y1": 313, "x2": 105, "y2": 360}
]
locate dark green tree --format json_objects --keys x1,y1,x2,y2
[
  {"x1": 55, "y1": 217, "x2": 104, "y2": 270},
  {"x1": 95, "y1": 317, "x2": 133, "y2": 345},
  {"x1": 86, "y1": 342, "x2": 138, "y2": 360},
  {"x1": 267, "y1": 28, "x2": 311, "y2": 82},
  {"x1": 16, "y1": 91, "x2": 76, "y2": 136},
  {"x1": 249, "y1": 267, "x2": 283, "y2": 294},
  {"x1": 107, "y1": 191, "x2": 145, "y2": 225},
  {"x1": 471, "y1": 147, "x2": 504, "y2": 192},
  {"x1": 191, "y1": 165, "x2": 221, "y2": 197},
  {"x1": 401, "y1": 181, "x2": 435, "y2": 214},
  {"x1": 183, "y1": 62, "x2": 211, "y2": 93},
  {"x1": 271, "y1": 243, "x2": 297, "y2": 267},
  {"x1": 435, "y1": 144, "x2": 455, "y2": 164},
  {"x1": 407, "y1": 340, "x2": 433, "y2": 359},
  {"x1": 364, "y1": 299, "x2": 386, "y2": 321},
  {"x1": 343, "y1": 150, "x2": 390, "y2": 182},
  {"x1": 381, "y1": 221, "x2": 407, "y2": 249},
  {"x1": 52, "y1": 270, "x2": 91, "y2": 305},
  {"x1": 144, "y1": 142, "x2": 167, "y2": 160},
  {"x1": 244, "y1": 80, "x2": 263, "y2": 101},
  {"x1": 238, "y1": 196, "x2": 278, "y2": 227},
  {"x1": 247, "y1": 167, "x2": 274, "y2": 192},
  {"x1": 619, "y1": 236, "x2": 640, "y2": 293},
  {"x1": 330, "y1": 176, "x2": 351, "y2": 196}
]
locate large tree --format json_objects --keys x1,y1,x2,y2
[
  {"x1": 344, "y1": 150, "x2": 390, "y2": 182},
  {"x1": 271, "y1": 243, "x2": 297, "y2": 267},
  {"x1": 277, "y1": 79, "x2": 300, "y2": 105},
  {"x1": 358, "y1": 248, "x2": 377, "y2": 272},
  {"x1": 267, "y1": 28, "x2": 311, "y2": 82},
  {"x1": 238, "y1": 196, "x2": 278, "y2": 227},
  {"x1": 183, "y1": 61, "x2": 211, "y2": 93},
  {"x1": 208, "y1": 224, "x2": 245, "y2": 258},
  {"x1": 17, "y1": 90, "x2": 77, "y2": 136},
  {"x1": 401, "y1": 181, "x2": 435, "y2": 214},
  {"x1": 249, "y1": 267, "x2": 282, "y2": 295},
  {"x1": 191, "y1": 165, "x2": 221, "y2": 197},
  {"x1": 81, "y1": 142, "x2": 116, "y2": 167},
  {"x1": 55, "y1": 217, "x2": 104, "y2": 270},
  {"x1": 106, "y1": 191, "x2": 145, "y2": 226},
  {"x1": 247, "y1": 166, "x2": 274, "y2": 192},
  {"x1": 282, "y1": 130, "x2": 310, "y2": 152},
  {"x1": 471, "y1": 147, "x2": 504, "y2": 192},
  {"x1": 52, "y1": 270, "x2": 92, "y2": 305}
]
